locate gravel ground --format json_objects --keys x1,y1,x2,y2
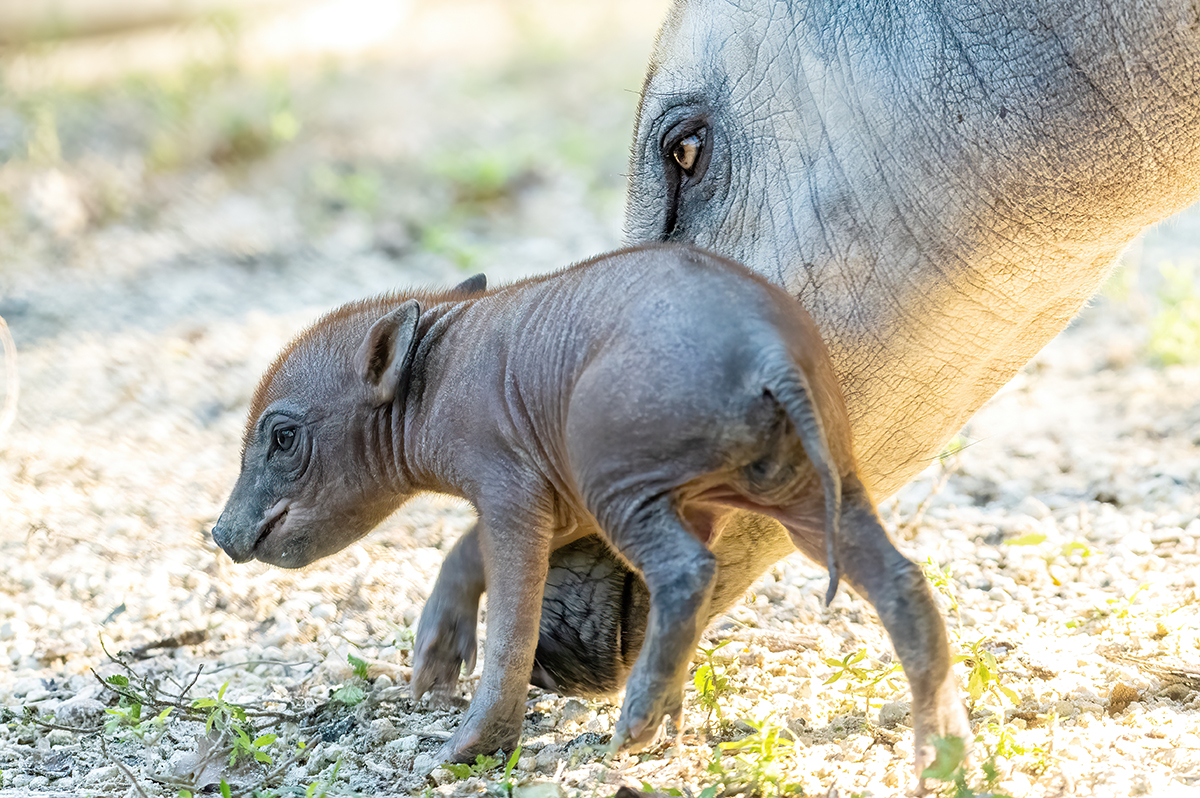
[{"x1": 2, "y1": 4, "x2": 1200, "y2": 796}]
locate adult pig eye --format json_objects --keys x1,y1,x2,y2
[
  {"x1": 672, "y1": 132, "x2": 704, "y2": 174},
  {"x1": 273, "y1": 427, "x2": 296, "y2": 452}
]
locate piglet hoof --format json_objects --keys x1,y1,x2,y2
[
  {"x1": 434, "y1": 710, "x2": 521, "y2": 765},
  {"x1": 611, "y1": 686, "x2": 683, "y2": 753},
  {"x1": 912, "y1": 680, "x2": 972, "y2": 793},
  {"x1": 412, "y1": 600, "x2": 478, "y2": 700}
]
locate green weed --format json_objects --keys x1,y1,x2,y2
[
  {"x1": 103, "y1": 674, "x2": 174, "y2": 743},
  {"x1": 347, "y1": 653, "x2": 369, "y2": 681},
  {"x1": 1067, "y1": 583, "x2": 1148, "y2": 630},
  {"x1": 923, "y1": 557, "x2": 961, "y2": 625},
  {"x1": 441, "y1": 752, "x2": 503, "y2": 781},
  {"x1": 1005, "y1": 533, "x2": 1096, "y2": 586},
  {"x1": 417, "y1": 223, "x2": 482, "y2": 271},
  {"x1": 330, "y1": 653, "x2": 369, "y2": 706},
  {"x1": 699, "y1": 717, "x2": 803, "y2": 798},
  {"x1": 693, "y1": 640, "x2": 734, "y2": 728},
  {"x1": 439, "y1": 746, "x2": 522, "y2": 795},
  {"x1": 956, "y1": 639, "x2": 1019, "y2": 711},
  {"x1": 430, "y1": 147, "x2": 535, "y2": 208},
  {"x1": 210, "y1": 78, "x2": 300, "y2": 166},
  {"x1": 922, "y1": 733, "x2": 1013, "y2": 798},
  {"x1": 25, "y1": 102, "x2": 61, "y2": 165},
  {"x1": 193, "y1": 681, "x2": 278, "y2": 767},
  {"x1": 823, "y1": 648, "x2": 904, "y2": 719}
]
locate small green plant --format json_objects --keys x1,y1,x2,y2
[
  {"x1": 823, "y1": 648, "x2": 903, "y2": 719},
  {"x1": 699, "y1": 718, "x2": 802, "y2": 798},
  {"x1": 1068, "y1": 583, "x2": 1148, "y2": 629},
  {"x1": 193, "y1": 682, "x2": 277, "y2": 767},
  {"x1": 923, "y1": 557, "x2": 961, "y2": 625},
  {"x1": 430, "y1": 146, "x2": 535, "y2": 208},
  {"x1": 693, "y1": 639, "x2": 734, "y2": 728},
  {"x1": 441, "y1": 752, "x2": 503, "y2": 781},
  {"x1": 957, "y1": 639, "x2": 1019, "y2": 711},
  {"x1": 418, "y1": 223, "x2": 482, "y2": 271},
  {"x1": 305, "y1": 757, "x2": 343, "y2": 798},
  {"x1": 311, "y1": 164, "x2": 382, "y2": 216},
  {"x1": 1004, "y1": 531, "x2": 1047, "y2": 547},
  {"x1": 194, "y1": 682, "x2": 246, "y2": 735},
  {"x1": 988, "y1": 720, "x2": 1052, "y2": 777},
  {"x1": 230, "y1": 724, "x2": 277, "y2": 766},
  {"x1": 25, "y1": 102, "x2": 62, "y2": 165},
  {"x1": 1005, "y1": 533, "x2": 1096, "y2": 586},
  {"x1": 347, "y1": 653, "x2": 369, "y2": 681},
  {"x1": 494, "y1": 746, "x2": 522, "y2": 796},
  {"x1": 103, "y1": 674, "x2": 173, "y2": 742},
  {"x1": 921, "y1": 733, "x2": 1013, "y2": 798},
  {"x1": 330, "y1": 683, "x2": 366, "y2": 706},
  {"x1": 331, "y1": 653, "x2": 369, "y2": 706},
  {"x1": 939, "y1": 433, "x2": 969, "y2": 465}
]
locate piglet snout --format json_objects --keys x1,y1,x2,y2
[{"x1": 210, "y1": 507, "x2": 266, "y2": 564}]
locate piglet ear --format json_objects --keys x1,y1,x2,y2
[
  {"x1": 356, "y1": 299, "x2": 422, "y2": 406},
  {"x1": 452, "y1": 273, "x2": 487, "y2": 295}
]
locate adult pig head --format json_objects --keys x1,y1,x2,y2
[
  {"x1": 533, "y1": 1, "x2": 1200, "y2": 694},
  {"x1": 627, "y1": 0, "x2": 1200, "y2": 489}
]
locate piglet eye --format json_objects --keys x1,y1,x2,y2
[{"x1": 273, "y1": 427, "x2": 296, "y2": 452}]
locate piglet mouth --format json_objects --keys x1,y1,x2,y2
[{"x1": 253, "y1": 501, "x2": 290, "y2": 556}]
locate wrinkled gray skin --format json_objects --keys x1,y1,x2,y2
[
  {"x1": 535, "y1": 0, "x2": 1200, "y2": 757},
  {"x1": 212, "y1": 244, "x2": 967, "y2": 769}
]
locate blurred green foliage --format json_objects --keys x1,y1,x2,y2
[{"x1": 1146, "y1": 261, "x2": 1200, "y2": 365}]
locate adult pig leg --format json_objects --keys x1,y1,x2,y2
[
  {"x1": 602, "y1": 498, "x2": 717, "y2": 750},
  {"x1": 413, "y1": 523, "x2": 484, "y2": 699},
  {"x1": 435, "y1": 504, "x2": 552, "y2": 763},
  {"x1": 784, "y1": 479, "x2": 969, "y2": 786}
]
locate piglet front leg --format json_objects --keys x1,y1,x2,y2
[
  {"x1": 434, "y1": 505, "x2": 552, "y2": 763},
  {"x1": 413, "y1": 524, "x2": 485, "y2": 699}
]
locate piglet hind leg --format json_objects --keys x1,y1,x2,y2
[
  {"x1": 790, "y1": 479, "x2": 970, "y2": 789},
  {"x1": 413, "y1": 523, "x2": 484, "y2": 700},
  {"x1": 434, "y1": 508, "x2": 552, "y2": 763},
  {"x1": 604, "y1": 498, "x2": 717, "y2": 751}
]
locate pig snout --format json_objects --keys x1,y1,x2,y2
[
  {"x1": 210, "y1": 511, "x2": 258, "y2": 564},
  {"x1": 211, "y1": 498, "x2": 289, "y2": 564}
]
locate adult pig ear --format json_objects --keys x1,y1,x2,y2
[
  {"x1": 452, "y1": 273, "x2": 487, "y2": 295},
  {"x1": 356, "y1": 299, "x2": 421, "y2": 406}
]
